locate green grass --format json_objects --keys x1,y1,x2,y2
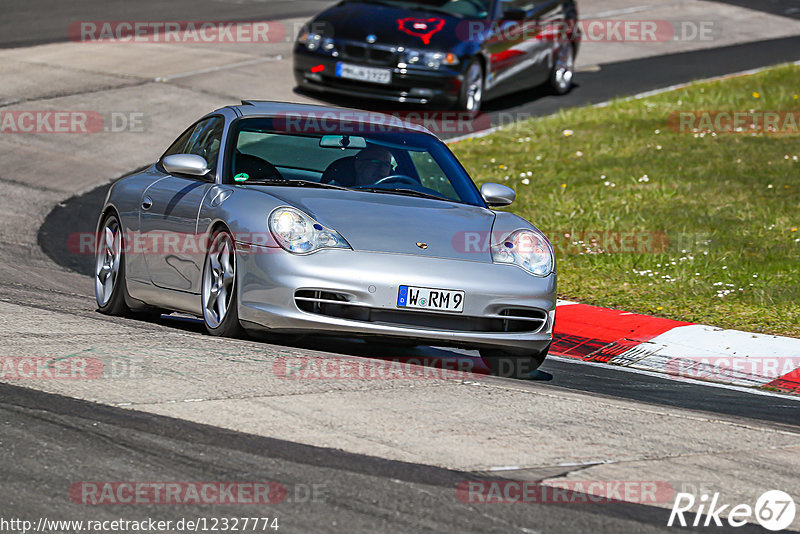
[{"x1": 451, "y1": 63, "x2": 800, "y2": 337}]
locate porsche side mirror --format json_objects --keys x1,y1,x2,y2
[
  {"x1": 481, "y1": 182, "x2": 516, "y2": 207},
  {"x1": 163, "y1": 154, "x2": 210, "y2": 177}
]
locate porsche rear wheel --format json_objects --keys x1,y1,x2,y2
[
  {"x1": 202, "y1": 229, "x2": 243, "y2": 337},
  {"x1": 95, "y1": 213, "x2": 130, "y2": 316}
]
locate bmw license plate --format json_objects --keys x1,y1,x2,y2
[
  {"x1": 336, "y1": 62, "x2": 392, "y2": 84},
  {"x1": 397, "y1": 285, "x2": 465, "y2": 313}
]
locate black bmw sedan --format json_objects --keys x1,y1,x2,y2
[{"x1": 293, "y1": 0, "x2": 580, "y2": 112}]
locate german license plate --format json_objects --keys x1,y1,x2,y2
[
  {"x1": 336, "y1": 62, "x2": 392, "y2": 84},
  {"x1": 397, "y1": 285, "x2": 465, "y2": 313}
]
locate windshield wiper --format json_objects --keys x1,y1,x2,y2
[
  {"x1": 356, "y1": 187, "x2": 451, "y2": 202},
  {"x1": 242, "y1": 178, "x2": 350, "y2": 190}
]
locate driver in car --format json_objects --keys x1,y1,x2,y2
[{"x1": 353, "y1": 146, "x2": 393, "y2": 186}]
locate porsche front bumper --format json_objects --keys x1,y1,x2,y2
[{"x1": 237, "y1": 245, "x2": 555, "y2": 354}]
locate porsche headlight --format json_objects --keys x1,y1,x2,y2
[
  {"x1": 491, "y1": 229, "x2": 554, "y2": 276},
  {"x1": 269, "y1": 207, "x2": 350, "y2": 254},
  {"x1": 399, "y1": 49, "x2": 459, "y2": 69}
]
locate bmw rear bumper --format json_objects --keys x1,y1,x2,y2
[{"x1": 237, "y1": 245, "x2": 555, "y2": 354}]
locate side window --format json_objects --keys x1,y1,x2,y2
[
  {"x1": 162, "y1": 127, "x2": 195, "y2": 159},
  {"x1": 184, "y1": 117, "x2": 224, "y2": 169}
]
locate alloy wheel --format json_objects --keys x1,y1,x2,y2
[{"x1": 202, "y1": 232, "x2": 236, "y2": 329}]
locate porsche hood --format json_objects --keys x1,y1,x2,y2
[{"x1": 264, "y1": 187, "x2": 495, "y2": 262}]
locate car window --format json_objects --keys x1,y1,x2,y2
[
  {"x1": 228, "y1": 118, "x2": 485, "y2": 206},
  {"x1": 238, "y1": 132, "x2": 360, "y2": 172},
  {"x1": 162, "y1": 126, "x2": 195, "y2": 159},
  {"x1": 238, "y1": 132, "x2": 399, "y2": 174},
  {"x1": 184, "y1": 117, "x2": 224, "y2": 169}
]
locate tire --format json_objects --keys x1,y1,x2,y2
[
  {"x1": 201, "y1": 228, "x2": 243, "y2": 337},
  {"x1": 95, "y1": 213, "x2": 130, "y2": 316},
  {"x1": 456, "y1": 60, "x2": 484, "y2": 113},
  {"x1": 548, "y1": 39, "x2": 574, "y2": 95},
  {"x1": 480, "y1": 344, "x2": 550, "y2": 379}
]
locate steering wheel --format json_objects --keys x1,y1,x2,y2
[{"x1": 373, "y1": 174, "x2": 419, "y2": 186}]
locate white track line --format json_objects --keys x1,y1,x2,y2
[
  {"x1": 154, "y1": 55, "x2": 282, "y2": 83},
  {"x1": 548, "y1": 355, "x2": 800, "y2": 401},
  {"x1": 583, "y1": 5, "x2": 655, "y2": 18}
]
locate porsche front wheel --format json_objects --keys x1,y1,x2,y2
[
  {"x1": 201, "y1": 229, "x2": 243, "y2": 337},
  {"x1": 95, "y1": 213, "x2": 130, "y2": 316}
]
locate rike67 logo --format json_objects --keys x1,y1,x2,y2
[{"x1": 668, "y1": 490, "x2": 796, "y2": 531}]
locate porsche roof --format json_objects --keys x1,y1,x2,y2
[{"x1": 226, "y1": 100, "x2": 435, "y2": 136}]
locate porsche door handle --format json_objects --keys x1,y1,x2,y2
[{"x1": 141, "y1": 196, "x2": 153, "y2": 211}]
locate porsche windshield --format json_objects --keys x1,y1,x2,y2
[{"x1": 228, "y1": 117, "x2": 485, "y2": 206}]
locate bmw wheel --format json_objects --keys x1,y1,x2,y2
[
  {"x1": 457, "y1": 60, "x2": 484, "y2": 113},
  {"x1": 549, "y1": 40, "x2": 574, "y2": 95}
]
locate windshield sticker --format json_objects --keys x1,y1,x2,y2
[
  {"x1": 397, "y1": 17, "x2": 445, "y2": 45},
  {"x1": 234, "y1": 173, "x2": 250, "y2": 182}
]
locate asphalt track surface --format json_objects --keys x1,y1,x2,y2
[
  {"x1": 714, "y1": 0, "x2": 800, "y2": 19},
  {"x1": 4, "y1": 382, "x2": 785, "y2": 534},
  {"x1": 7, "y1": 2, "x2": 800, "y2": 532},
  {"x1": 0, "y1": 1, "x2": 335, "y2": 49}
]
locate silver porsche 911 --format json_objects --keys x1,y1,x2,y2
[{"x1": 94, "y1": 101, "x2": 556, "y2": 374}]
